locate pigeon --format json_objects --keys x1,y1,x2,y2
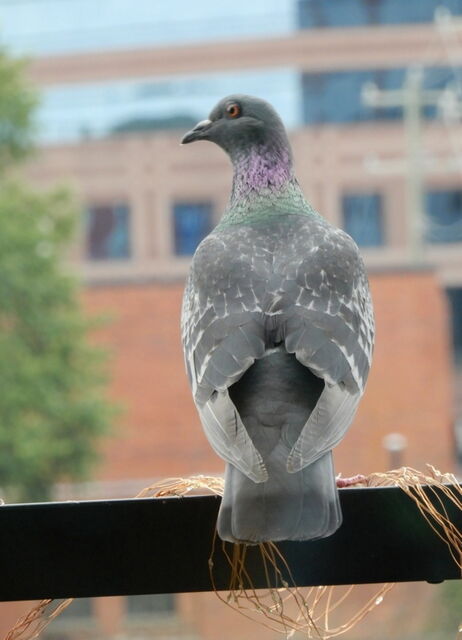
[{"x1": 180, "y1": 95, "x2": 374, "y2": 544}]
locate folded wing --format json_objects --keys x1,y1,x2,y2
[{"x1": 181, "y1": 221, "x2": 374, "y2": 482}]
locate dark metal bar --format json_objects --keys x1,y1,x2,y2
[{"x1": 0, "y1": 485, "x2": 460, "y2": 602}]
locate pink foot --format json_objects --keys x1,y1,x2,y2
[{"x1": 336, "y1": 474, "x2": 366, "y2": 488}]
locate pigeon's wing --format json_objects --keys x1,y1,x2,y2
[
  {"x1": 199, "y1": 390, "x2": 268, "y2": 483},
  {"x1": 182, "y1": 219, "x2": 374, "y2": 480},
  {"x1": 286, "y1": 384, "x2": 362, "y2": 472},
  {"x1": 281, "y1": 224, "x2": 374, "y2": 473},
  {"x1": 181, "y1": 234, "x2": 268, "y2": 482}
]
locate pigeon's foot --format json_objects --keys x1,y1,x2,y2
[{"x1": 336, "y1": 474, "x2": 366, "y2": 488}]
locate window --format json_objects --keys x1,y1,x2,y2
[
  {"x1": 173, "y1": 202, "x2": 212, "y2": 256},
  {"x1": 86, "y1": 203, "x2": 131, "y2": 260},
  {"x1": 301, "y1": 66, "x2": 458, "y2": 125},
  {"x1": 446, "y1": 288, "x2": 462, "y2": 366},
  {"x1": 297, "y1": 0, "x2": 462, "y2": 29},
  {"x1": 424, "y1": 190, "x2": 462, "y2": 244},
  {"x1": 301, "y1": 69, "x2": 406, "y2": 124},
  {"x1": 1, "y1": 2, "x2": 292, "y2": 58},
  {"x1": 126, "y1": 593, "x2": 175, "y2": 618},
  {"x1": 38, "y1": 68, "x2": 299, "y2": 144},
  {"x1": 342, "y1": 193, "x2": 384, "y2": 247}
]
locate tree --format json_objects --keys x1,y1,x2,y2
[
  {"x1": 0, "y1": 51, "x2": 37, "y2": 170},
  {"x1": 0, "y1": 49, "x2": 115, "y2": 501}
]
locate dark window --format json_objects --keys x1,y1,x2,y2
[
  {"x1": 86, "y1": 203, "x2": 130, "y2": 260},
  {"x1": 447, "y1": 288, "x2": 462, "y2": 366},
  {"x1": 342, "y1": 193, "x2": 384, "y2": 247},
  {"x1": 447, "y1": 288, "x2": 462, "y2": 465},
  {"x1": 173, "y1": 202, "x2": 212, "y2": 256},
  {"x1": 425, "y1": 190, "x2": 462, "y2": 244},
  {"x1": 301, "y1": 68, "x2": 406, "y2": 124},
  {"x1": 126, "y1": 594, "x2": 175, "y2": 617},
  {"x1": 297, "y1": 0, "x2": 462, "y2": 29},
  {"x1": 301, "y1": 66, "x2": 460, "y2": 125}
]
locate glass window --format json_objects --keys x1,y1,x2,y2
[
  {"x1": 86, "y1": 203, "x2": 131, "y2": 260},
  {"x1": 173, "y1": 202, "x2": 212, "y2": 256},
  {"x1": 342, "y1": 193, "x2": 384, "y2": 247},
  {"x1": 380, "y1": 0, "x2": 462, "y2": 25},
  {"x1": 34, "y1": 64, "x2": 461, "y2": 142},
  {"x1": 37, "y1": 68, "x2": 300, "y2": 144},
  {"x1": 126, "y1": 593, "x2": 175, "y2": 617},
  {"x1": 297, "y1": 0, "x2": 462, "y2": 29},
  {"x1": 301, "y1": 66, "x2": 460, "y2": 125},
  {"x1": 301, "y1": 68, "x2": 406, "y2": 124},
  {"x1": 0, "y1": 0, "x2": 293, "y2": 57},
  {"x1": 446, "y1": 288, "x2": 462, "y2": 366},
  {"x1": 424, "y1": 190, "x2": 462, "y2": 244},
  {"x1": 298, "y1": 0, "x2": 371, "y2": 28}
]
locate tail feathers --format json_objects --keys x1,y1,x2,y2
[{"x1": 218, "y1": 449, "x2": 341, "y2": 544}]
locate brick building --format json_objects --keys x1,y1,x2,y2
[{"x1": 0, "y1": 0, "x2": 461, "y2": 638}]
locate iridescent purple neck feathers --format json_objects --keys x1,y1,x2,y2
[
  {"x1": 218, "y1": 141, "x2": 315, "y2": 225},
  {"x1": 229, "y1": 143, "x2": 293, "y2": 204}
]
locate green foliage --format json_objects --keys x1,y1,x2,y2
[
  {"x1": 0, "y1": 182, "x2": 115, "y2": 500},
  {"x1": 0, "y1": 48, "x2": 115, "y2": 501},
  {"x1": 0, "y1": 50, "x2": 37, "y2": 170}
]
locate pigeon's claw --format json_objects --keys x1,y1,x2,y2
[{"x1": 336, "y1": 474, "x2": 366, "y2": 488}]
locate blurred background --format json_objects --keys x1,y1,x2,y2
[{"x1": 0, "y1": 0, "x2": 461, "y2": 638}]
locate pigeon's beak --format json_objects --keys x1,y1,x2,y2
[{"x1": 181, "y1": 119, "x2": 213, "y2": 145}]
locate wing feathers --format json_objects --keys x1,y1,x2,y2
[
  {"x1": 194, "y1": 319, "x2": 265, "y2": 405},
  {"x1": 287, "y1": 384, "x2": 361, "y2": 473},
  {"x1": 181, "y1": 217, "x2": 374, "y2": 486},
  {"x1": 200, "y1": 391, "x2": 268, "y2": 483}
]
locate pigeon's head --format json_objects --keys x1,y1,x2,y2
[{"x1": 181, "y1": 94, "x2": 292, "y2": 160}]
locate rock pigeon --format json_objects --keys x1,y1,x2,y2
[{"x1": 180, "y1": 95, "x2": 374, "y2": 544}]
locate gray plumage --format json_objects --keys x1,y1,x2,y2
[{"x1": 180, "y1": 95, "x2": 374, "y2": 543}]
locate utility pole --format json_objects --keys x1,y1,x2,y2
[{"x1": 362, "y1": 66, "x2": 450, "y2": 263}]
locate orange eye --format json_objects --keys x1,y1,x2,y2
[{"x1": 226, "y1": 103, "x2": 241, "y2": 118}]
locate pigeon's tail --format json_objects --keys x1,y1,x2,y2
[{"x1": 217, "y1": 449, "x2": 342, "y2": 544}]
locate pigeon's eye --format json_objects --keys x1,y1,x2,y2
[{"x1": 226, "y1": 103, "x2": 241, "y2": 119}]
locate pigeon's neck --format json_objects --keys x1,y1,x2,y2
[
  {"x1": 231, "y1": 143, "x2": 293, "y2": 197},
  {"x1": 220, "y1": 143, "x2": 315, "y2": 225}
]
